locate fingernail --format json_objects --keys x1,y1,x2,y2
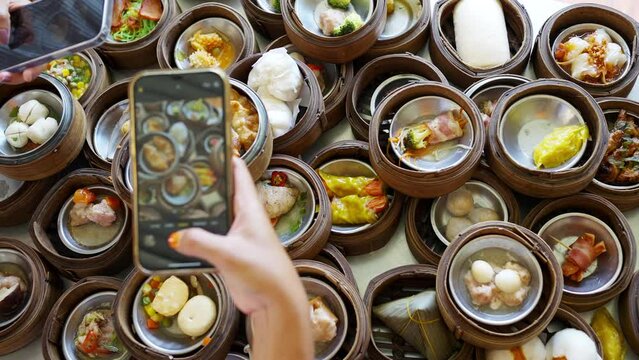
[
  {"x1": 168, "y1": 232, "x2": 181, "y2": 249},
  {"x1": 0, "y1": 30, "x2": 9, "y2": 45}
]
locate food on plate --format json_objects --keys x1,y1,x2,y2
[
  {"x1": 485, "y1": 337, "x2": 545, "y2": 360},
  {"x1": 446, "y1": 187, "x2": 474, "y2": 216},
  {"x1": 168, "y1": 122, "x2": 188, "y2": 149},
  {"x1": 440, "y1": 186, "x2": 502, "y2": 242},
  {"x1": 150, "y1": 276, "x2": 189, "y2": 317},
  {"x1": 4, "y1": 99, "x2": 59, "y2": 150},
  {"x1": 307, "y1": 63, "x2": 326, "y2": 93},
  {"x1": 142, "y1": 135, "x2": 176, "y2": 172},
  {"x1": 182, "y1": 30, "x2": 236, "y2": 69},
  {"x1": 0, "y1": 274, "x2": 27, "y2": 313},
  {"x1": 327, "y1": 0, "x2": 350, "y2": 10},
  {"x1": 464, "y1": 260, "x2": 531, "y2": 310},
  {"x1": 193, "y1": 163, "x2": 217, "y2": 190},
  {"x1": 177, "y1": 295, "x2": 217, "y2": 337},
  {"x1": 144, "y1": 115, "x2": 167, "y2": 133},
  {"x1": 111, "y1": 0, "x2": 163, "y2": 43},
  {"x1": 257, "y1": 171, "x2": 307, "y2": 237},
  {"x1": 26, "y1": 117, "x2": 58, "y2": 145},
  {"x1": 545, "y1": 328, "x2": 601, "y2": 360},
  {"x1": 46, "y1": 55, "x2": 92, "y2": 99},
  {"x1": 597, "y1": 110, "x2": 639, "y2": 186},
  {"x1": 230, "y1": 89, "x2": 259, "y2": 156},
  {"x1": 591, "y1": 308, "x2": 625, "y2": 360},
  {"x1": 560, "y1": 232, "x2": 606, "y2": 282},
  {"x1": 373, "y1": 290, "x2": 459, "y2": 360},
  {"x1": 555, "y1": 28, "x2": 628, "y2": 84},
  {"x1": 183, "y1": 99, "x2": 210, "y2": 122},
  {"x1": 69, "y1": 188, "x2": 119, "y2": 228},
  {"x1": 165, "y1": 169, "x2": 195, "y2": 198},
  {"x1": 386, "y1": 0, "x2": 394, "y2": 15},
  {"x1": 453, "y1": 0, "x2": 511, "y2": 69},
  {"x1": 445, "y1": 216, "x2": 473, "y2": 242},
  {"x1": 18, "y1": 99, "x2": 49, "y2": 125},
  {"x1": 4, "y1": 122, "x2": 29, "y2": 148},
  {"x1": 74, "y1": 309, "x2": 124, "y2": 358},
  {"x1": 318, "y1": 10, "x2": 363, "y2": 37},
  {"x1": 309, "y1": 296, "x2": 338, "y2": 343},
  {"x1": 271, "y1": 0, "x2": 281, "y2": 12},
  {"x1": 480, "y1": 100, "x2": 496, "y2": 127},
  {"x1": 468, "y1": 207, "x2": 500, "y2": 223},
  {"x1": 533, "y1": 124, "x2": 589, "y2": 169}
]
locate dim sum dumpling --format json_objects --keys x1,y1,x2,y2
[
  {"x1": 445, "y1": 187, "x2": 474, "y2": 216},
  {"x1": 26, "y1": 117, "x2": 58, "y2": 144},
  {"x1": 4, "y1": 122, "x2": 29, "y2": 148},
  {"x1": 446, "y1": 216, "x2": 473, "y2": 242},
  {"x1": 604, "y1": 42, "x2": 628, "y2": 69},
  {"x1": 257, "y1": 88, "x2": 295, "y2": 138},
  {"x1": 248, "y1": 48, "x2": 303, "y2": 102},
  {"x1": 18, "y1": 99, "x2": 49, "y2": 125},
  {"x1": 545, "y1": 328, "x2": 602, "y2": 360},
  {"x1": 562, "y1": 36, "x2": 590, "y2": 62},
  {"x1": 587, "y1": 28, "x2": 612, "y2": 46},
  {"x1": 486, "y1": 337, "x2": 546, "y2": 360},
  {"x1": 570, "y1": 53, "x2": 598, "y2": 80},
  {"x1": 468, "y1": 207, "x2": 500, "y2": 223}
]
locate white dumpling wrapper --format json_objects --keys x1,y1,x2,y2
[
  {"x1": 4, "y1": 121, "x2": 29, "y2": 148},
  {"x1": 570, "y1": 53, "x2": 598, "y2": 80},
  {"x1": 562, "y1": 36, "x2": 590, "y2": 61},
  {"x1": 18, "y1": 99, "x2": 49, "y2": 125},
  {"x1": 258, "y1": 88, "x2": 295, "y2": 138},
  {"x1": 26, "y1": 117, "x2": 58, "y2": 144},
  {"x1": 486, "y1": 337, "x2": 546, "y2": 360},
  {"x1": 545, "y1": 328, "x2": 602, "y2": 360},
  {"x1": 248, "y1": 48, "x2": 303, "y2": 102},
  {"x1": 588, "y1": 28, "x2": 612, "y2": 46},
  {"x1": 605, "y1": 42, "x2": 628, "y2": 68}
]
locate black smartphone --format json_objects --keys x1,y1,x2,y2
[
  {"x1": 0, "y1": 0, "x2": 112, "y2": 72},
  {"x1": 130, "y1": 69, "x2": 233, "y2": 273}
]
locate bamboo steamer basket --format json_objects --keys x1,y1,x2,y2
[
  {"x1": 307, "y1": 140, "x2": 405, "y2": 255},
  {"x1": 532, "y1": 4, "x2": 639, "y2": 98},
  {"x1": 364, "y1": 264, "x2": 475, "y2": 359},
  {"x1": 0, "y1": 174, "x2": 54, "y2": 226},
  {"x1": 0, "y1": 75, "x2": 87, "y2": 181},
  {"x1": 264, "y1": 155, "x2": 331, "y2": 259},
  {"x1": 157, "y1": 3, "x2": 258, "y2": 70},
  {"x1": 84, "y1": 79, "x2": 129, "y2": 171},
  {"x1": 485, "y1": 79, "x2": 607, "y2": 198},
  {"x1": 436, "y1": 222, "x2": 563, "y2": 350},
  {"x1": 29, "y1": 168, "x2": 132, "y2": 281},
  {"x1": 369, "y1": 82, "x2": 484, "y2": 198},
  {"x1": 265, "y1": 35, "x2": 354, "y2": 130},
  {"x1": 474, "y1": 305, "x2": 603, "y2": 359},
  {"x1": 429, "y1": 0, "x2": 533, "y2": 88},
  {"x1": 314, "y1": 243, "x2": 357, "y2": 286},
  {"x1": 586, "y1": 97, "x2": 639, "y2": 211},
  {"x1": 522, "y1": 193, "x2": 637, "y2": 312},
  {"x1": 0, "y1": 239, "x2": 62, "y2": 356},
  {"x1": 99, "y1": 0, "x2": 179, "y2": 69},
  {"x1": 347, "y1": 53, "x2": 448, "y2": 141},
  {"x1": 280, "y1": 0, "x2": 387, "y2": 63},
  {"x1": 112, "y1": 134, "x2": 132, "y2": 208},
  {"x1": 241, "y1": 0, "x2": 286, "y2": 40},
  {"x1": 113, "y1": 269, "x2": 239, "y2": 359},
  {"x1": 406, "y1": 164, "x2": 520, "y2": 265},
  {"x1": 619, "y1": 271, "x2": 639, "y2": 355},
  {"x1": 42, "y1": 276, "x2": 123, "y2": 360},
  {"x1": 228, "y1": 54, "x2": 326, "y2": 156},
  {"x1": 294, "y1": 260, "x2": 370, "y2": 359}
]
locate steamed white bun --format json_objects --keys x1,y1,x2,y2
[
  {"x1": 545, "y1": 329, "x2": 601, "y2": 360},
  {"x1": 486, "y1": 337, "x2": 545, "y2": 360},
  {"x1": 257, "y1": 88, "x2": 294, "y2": 138},
  {"x1": 27, "y1": 117, "x2": 58, "y2": 144},
  {"x1": 4, "y1": 121, "x2": 29, "y2": 148},
  {"x1": 18, "y1": 99, "x2": 49, "y2": 125},
  {"x1": 248, "y1": 48, "x2": 303, "y2": 102}
]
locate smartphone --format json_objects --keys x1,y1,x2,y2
[
  {"x1": 0, "y1": 0, "x2": 112, "y2": 72},
  {"x1": 130, "y1": 69, "x2": 233, "y2": 273}
]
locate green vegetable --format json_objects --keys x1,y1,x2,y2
[
  {"x1": 328, "y1": 0, "x2": 351, "y2": 9},
  {"x1": 111, "y1": 0, "x2": 159, "y2": 43},
  {"x1": 142, "y1": 283, "x2": 152, "y2": 295},
  {"x1": 142, "y1": 296, "x2": 151, "y2": 305},
  {"x1": 9, "y1": 106, "x2": 18, "y2": 118},
  {"x1": 332, "y1": 13, "x2": 364, "y2": 36},
  {"x1": 271, "y1": 0, "x2": 281, "y2": 12},
  {"x1": 161, "y1": 317, "x2": 172, "y2": 328},
  {"x1": 402, "y1": 123, "x2": 431, "y2": 150}
]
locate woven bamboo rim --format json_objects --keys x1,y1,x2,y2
[
  {"x1": 29, "y1": 168, "x2": 132, "y2": 281},
  {"x1": 280, "y1": 0, "x2": 386, "y2": 63},
  {"x1": 228, "y1": 54, "x2": 327, "y2": 156},
  {"x1": 265, "y1": 35, "x2": 354, "y2": 130},
  {"x1": 585, "y1": 97, "x2": 639, "y2": 211},
  {"x1": 0, "y1": 75, "x2": 87, "y2": 181},
  {"x1": 241, "y1": 0, "x2": 286, "y2": 40},
  {"x1": 98, "y1": 0, "x2": 179, "y2": 69},
  {"x1": 436, "y1": 221, "x2": 563, "y2": 350},
  {"x1": 474, "y1": 305, "x2": 603, "y2": 359},
  {"x1": 532, "y1": 4, "x2": 639, "y2": 98},
  {"x1": 486, "y1": 79, "x2": 607, "y2": 198},
  {"x1": 113, "y1": 269, "x2": 239, "y2": 359},
  {"x1": 429, "y1": 0, "x2": 533, "y2": 88},
  {"x1": 315, "y1": 243, "x2": 357, "y2": 286},
  {"x1": 307, "y1": 140, "x2": 405, "y2": 255},
  {"x1": 112, "y1": 134, "x2": 132, "y2": 209},
  {"x1": 84, "y1": 79, "x2": 129, "y2": 171},
  {"x1": 364, "y1": 264, "x2": 475, "y2": 359},
  {"x1": 0, "y1": 239, "x2": 62, "y2": 356},
  {"x1": 619, "y1": 271, "x2": 639, "y2": 355},
  {"x1": 294, "y1": 260, "x2": 370, "y2": 359},
  {"x1": 156, "y1": 3, "x2": 257, "y2": 70},
  {"x1": 369, "y1": 82, "x2": 484, "y2": 198},
  {"x1": 42, "y1": 276, "x2": 122, "y2": 360},
  {"x1": 347, "y1": 53, "x2": 448, "y2": 141},
  {"x1": 522, "y1": 192, "x2": 637, "y2": 312},
  {"x1": 78, "y1": 49, "x2": 110, "y2": 110},
  {"x1": 0, "y1": 175, "x2": 54, "y2": 226},
  {"x1": 406, "y1": 164, "x2": 520, "y2": 266},
  {"x1": 266, "y1": 155, "x2": 331, "y2": 259}
]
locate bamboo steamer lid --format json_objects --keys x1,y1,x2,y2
[
  {"x1": 241, "y1": 0, "x2": 286, "y2": 40},
  {"x1": 485, "y1": 79, "x2": 608, "y2": 198},
  {"x1": 429, "y1": 0, "x2": 533, "y2": 88},
  {"x1": 314, "y1": 243, "x2": 357, "y2": 287},
  {"x1": 0, "y1": 239, "x2": 62, "y2": 356},
  {"x1": 29, "y1": 168, "x2": 132, "y2": 281},
  {"x1": 228, "y1": 53, "x2": 326, "y2": 156},
  {"x1": 532, "y1": 4, "x2": 639, "y2": 98},
  {"x1": 42, "y1": 276, "x2": 123, "y2": 360},
  {"x1": 294, "y1": 260, "x2": 370, "y2": 359},
  {"x1": 618, "y1": 271, "x2": 639, "y2": 355},
  {"x1": 436, "y1": 222, "x2": 563, "y2": 350},
  {"x1": 0, "y1": 75, "x2": 87, "y2": 181},
  {"x1": 347, "y1": 53, "x2": 448, "y2": 141},
  {"x1": 113, "y1": 269, "x2": 239, "y2": 359},
  {"x1": 99, "y1": 0, "x2": 179, "y2": 69},
  {"x1": 364, "y1": 264, "x2": 475, "y2": 359},
  {"x1": 156, "y1": 3, "x2": 258, "y2": 70},
  {"x1": 522, "y1": 192, "x2": 637, "y2": 312},
  {"x1": 369, "y1": 82, "x2": 484, "y2": 199},
  {"x1": 280, "y1": 0, "x2": 387, "y2": 63},
  {"x1": 265, "y1": 35, "x2": 354, "y2": 130},
  {"x1": 307, "y1": 140, "x2": 405, "y2": 255},
  {"x1": 406, "y1": 164, "x2": 520, "y2": 266},
  {"x1": 0, "y1": 174, "x2": 54, "y2": 226},
  {"x1": 586, "y1": 97, "x2": 639, "y2": 211}
]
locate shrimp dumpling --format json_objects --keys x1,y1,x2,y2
[
  {"x1": 571, "y1": 53, "x2": 598, "y2": 80},
  {"x1": 18, "y1": 99, "x2": 49, "y2": 125},
  {"x1": 588, "y1": 28, "x2": 612, "y2": 46},
  {"x1": 562, "y1": 36, "x2": 590, "y2": 62},
  {"x1": 26, "y1": 117, "x2": 58, "y2": 144},
  {"x1": 4, "y1": 122, "x2": 29, "y2": 148}
]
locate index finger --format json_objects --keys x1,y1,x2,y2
[{"x1": 0, "y1": 0, "x2": 10, "y2": 45}]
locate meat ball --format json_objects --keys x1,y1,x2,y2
[
  {"x1": 468, "y1": 207, "x2": 500, "y2": 224},
  {"x1": 445, "y1": 187, "x2": 474, "y2": 216},
  {"x1": 445, "y1": 217, "x2": 473, "y2": 242}
]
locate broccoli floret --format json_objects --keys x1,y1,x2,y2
[
  {"x1": 271, "y1": 0, "x2": 281, "y2": 12},
  {"x1": 402, "y1": 124, "x2": 431, "y2": 150},
  {"x1": 331, "y1": 13, "x2": 364, "y2": 36},
  {"x1": 327, "y1": 0, "x2": 351, "y2": 10}
]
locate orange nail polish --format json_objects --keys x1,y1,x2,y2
[{"x1": 168, "y1": 232, "x2": 181, "y2": 249}]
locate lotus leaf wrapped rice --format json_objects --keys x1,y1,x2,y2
[
  {"x1": 330, "y1": 195, "x2": 379, "y2": 225},
  {"x1": 533, "y1": 124, "x2": 589, "y2": 169}
]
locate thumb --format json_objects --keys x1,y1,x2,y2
[{"x1": 168, "y1": 228, "x2": 233, "y2": 267}]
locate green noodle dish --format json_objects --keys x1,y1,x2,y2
[{"x1": 111, "y1": 0, "x2": 164, "y2": 43}]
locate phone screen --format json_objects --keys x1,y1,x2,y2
[
  {"x1": 0, "y1": 0, "x2": 109, "y2": 71},
  {"x1": 132, "y1": 72, "x2": 231, "y2": 271}
]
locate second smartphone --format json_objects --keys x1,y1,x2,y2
[{"x1": 130, "y1": 69, "x2": 233, "y2": 273}]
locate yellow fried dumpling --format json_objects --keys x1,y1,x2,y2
[
  {"x1": 533, "y1": 124, "x2": 589, "y2": 169},
  {"x1": 151, "y1": 276, "x2": 189, "y2": 317}
]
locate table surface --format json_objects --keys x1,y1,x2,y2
[{"x1": 1, "y1": 0, "x2": 638, "y2": 359}]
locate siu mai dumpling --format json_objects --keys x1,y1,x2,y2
[
  {"x1": 309, "y1": 297, "x2": 338, "y2": 343},
  {"x1": 570, "y1": 53, "x2": 598, "y2": 80},
  {"x1": 604, "y1": 42, "x2": 628, "y2": 69},
  {"x1": 485, "y1": 337, "x2": 546, "y2": 360}
]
